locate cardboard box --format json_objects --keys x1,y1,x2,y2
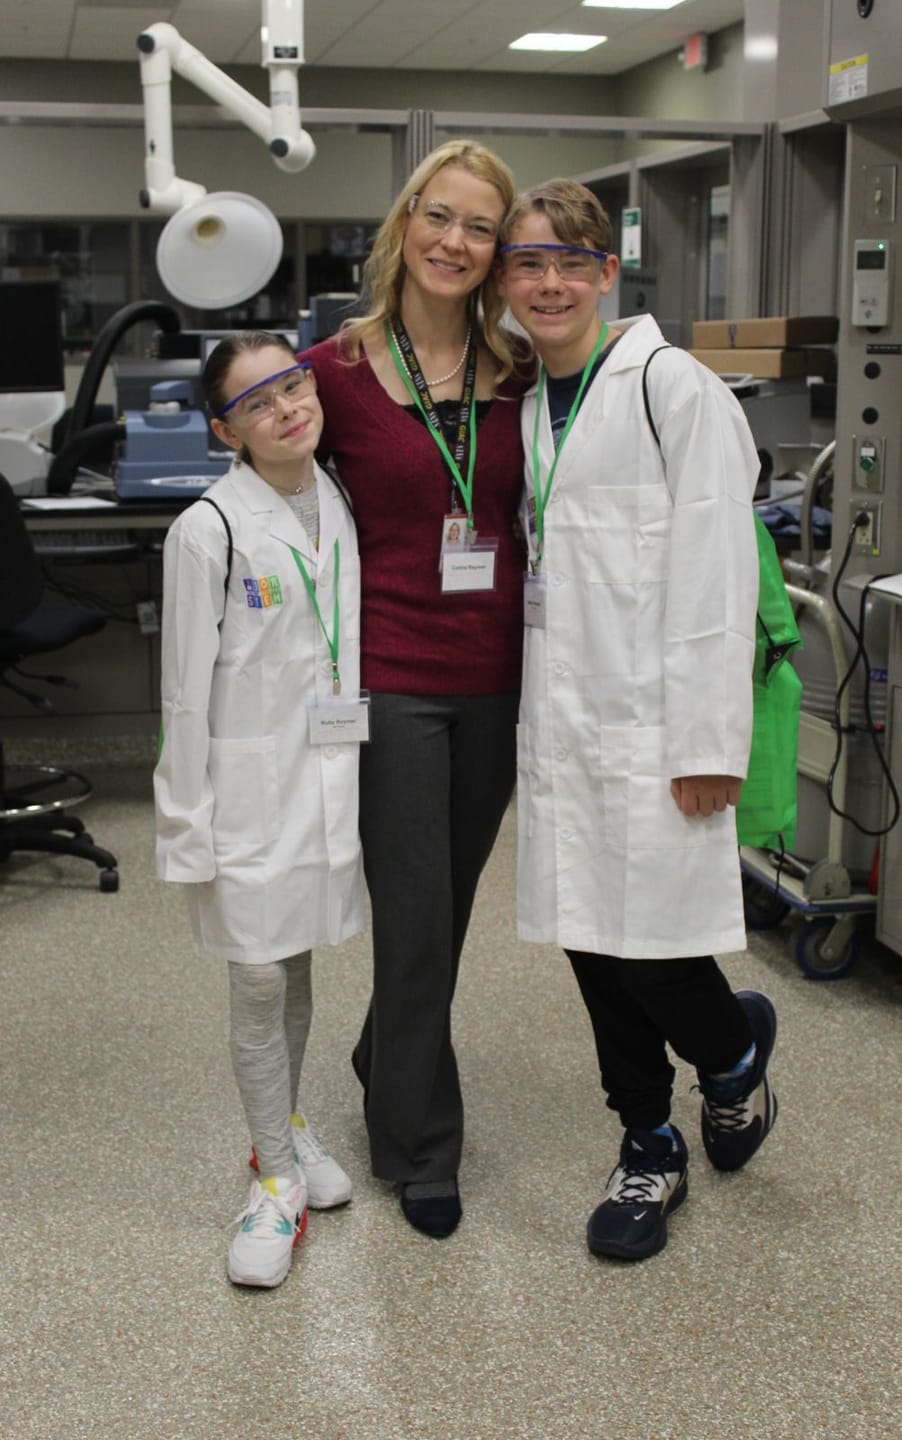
[
  {"x1": 691, "y1": 347, "x2": 836, "y2": 380},
  {"x1": 692, "y1": 316, "x2": 838, "y2": 348}
]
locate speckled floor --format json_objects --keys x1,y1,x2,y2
[{"x1": 1, "y1": 760, "x2": 900, "y2": 1440}]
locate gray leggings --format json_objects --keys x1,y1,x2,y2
[{"x1": 228, "y1": 951, "x2": 312, "y2": 1179}]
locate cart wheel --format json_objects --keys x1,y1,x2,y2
[
  {"x1": 742, "y1": 875, "x2": 791, "y2": 930},
  {"x1": 98, "y1": 868, "x2": 119, "y2": 893},
  {"x1": 793, "y1": 918, "x2": 858, "y2": 980}
]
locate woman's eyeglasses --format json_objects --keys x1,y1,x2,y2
[
  {"x1": 219, "y1": 365, "x2": 316, "y2": 426},
  {"x1": 408, "y1": 195, "x2": 500, "y2": 246},
  {"x1": 499, "y1": 243, "x2": 608, "y2": 282}
]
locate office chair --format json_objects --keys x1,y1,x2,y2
[{"x1": 0, "y1": 473, "x2": 119, "y2": 891}]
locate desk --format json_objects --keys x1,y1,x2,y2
[{"x1": 7, "y1": 498, "x2": 185, "y2": 740}]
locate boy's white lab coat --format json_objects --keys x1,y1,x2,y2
[
  {"x1": 517, "y1": 314, "x2": 759, "y2": 959},
  {"x1": 154, "y1": 460, "x2": 364, "y2": 963}
]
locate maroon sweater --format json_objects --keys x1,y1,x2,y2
[{"x1": 301, "y1": 337, "x2": 526, "y2": 695}]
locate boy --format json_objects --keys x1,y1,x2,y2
[{"x1": 497, "y1": 180, "x2": 777, "y2": 1261}]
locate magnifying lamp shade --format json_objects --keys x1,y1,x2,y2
[{"x1": 156, "y1": 191, "x2": 283, "y2": 309}]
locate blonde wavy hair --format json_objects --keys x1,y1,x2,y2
[{"x1": 340, "y1": 139, "x2": 522, "y2": 382}]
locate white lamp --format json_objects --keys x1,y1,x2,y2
[
  {"x1": 156, "y1": 192, "x2": 284, "y2": 309},
  {"x1": 137, "y1": 2, "x2": 315, "y2": 310}
]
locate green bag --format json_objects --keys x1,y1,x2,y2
[
  {"x1": 642, "y1": 350, "x2": 802, "y2": 848},
  {"x1": 734, "y1": 515, "x2": 802, "y2": 848}
]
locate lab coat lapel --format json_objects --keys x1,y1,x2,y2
[{"x1": 316, "y1": 467, "x2": 344, "y2": 566}]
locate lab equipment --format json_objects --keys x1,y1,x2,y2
[{"x1": 116, "y1": 381, "x2": 229, "y2": 502}]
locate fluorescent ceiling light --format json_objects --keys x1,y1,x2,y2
[
  {"x1": 582, "y1": 2, "x2": 687, "y2": 10},
  {"x1": 745, "y1": 35, "x2": 778, "y2": 60},
  {"x1": 510, "y1": 33, "x2": 608, "y2": 52}
]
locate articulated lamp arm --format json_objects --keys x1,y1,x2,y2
[{"x1": 137, "y1": 1, "x2": 316, "y2": 215}]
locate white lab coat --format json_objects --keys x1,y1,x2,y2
[
  {"x1": 517, "y1": 314, "x2": 760, "y2": 959},
  {"x1": 154, "y1": 460, "x2": 365, "y2": 963}
]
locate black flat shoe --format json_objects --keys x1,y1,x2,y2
[{"x1": 400, "y1": 1180, "x2": 462, "y2": 1239}]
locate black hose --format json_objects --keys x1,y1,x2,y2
[
  {"x1": 46, "y1": 421, "x2": 126, "y2": 495},
  {"x1": 63, "y1": 300, "x2": 182, "y2": 449}
]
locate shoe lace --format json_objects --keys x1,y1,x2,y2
[
  {"x1": 609, "y1": 1152, "x2": 676, "y2": 1207},
  {"x1": 705, "y1": 1092, "x2": 752, "y2": 1131},
  {"x1": 694, "y1": 1081, "x2": 752, "y2": 1132},
  {"x1": 234, "y1": 1185, "x2": 299, "y2": 1237},
  {"x1": 293, "y1": 1119, "x2": 330, "y2": 1166}
]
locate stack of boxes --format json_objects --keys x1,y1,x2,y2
[{"x1": 691, "y1": 316, "x2": 839, "y2": 379}]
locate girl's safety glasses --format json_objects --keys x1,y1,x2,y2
[{"x1": 219, "y1": 365, "x2": 316, "y2": 426}]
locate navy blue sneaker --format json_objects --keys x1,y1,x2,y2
[
  {"x1": 698, "y1": 990, "x2": 778, "y2": 1172},
  {"x1": 586, "y1": 1126, "x2": 688, "y2": 1261}
]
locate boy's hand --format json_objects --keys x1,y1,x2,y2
[{"x1": 670, "y1": 775, "x2": 742, "y2": 817}]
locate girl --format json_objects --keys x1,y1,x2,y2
[{"x1": 154, "y1": 332, "x2": 364, "y2": 1287}]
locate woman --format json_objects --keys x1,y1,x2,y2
[{"x1": 300, "y1": 139, "x2": 528, "y2": 1238}]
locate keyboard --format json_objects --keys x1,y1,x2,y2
[{"x1": 32, "y1": 529, "x2": 155, "y2": 559}]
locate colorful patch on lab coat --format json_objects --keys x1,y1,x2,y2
[{"x1": 243, "y1": 575, "x2": 284, "y2": 608}]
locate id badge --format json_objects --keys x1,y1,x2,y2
[
  {"x1": 524, "y1": 572, "x2": 547, "y2": 628},
  {"x1": 441, "y1": 540, "x2": 498, "y2": 593},
  {"x1": 309, "y1": 691, "x2": 371, "y2": 745},
  {"x1": 439, "y1": 513, "x2": 468, "y2": 562}
]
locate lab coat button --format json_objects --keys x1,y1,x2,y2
[
  {"x1": 551, "y1": 661, "x2": 568, "y2": 677},
  {"x1": 559, "y1": 826, "x2": 573, "y2": 841},
  {"x1": 551, "y1": 573, "x2": 564, "y2": 587},
  {"x1": 554, "y1": 746, "x2": 568, "y2": 761},
  {"x1": 325, "y1": 745, "x2": 338, "y2": 759}
]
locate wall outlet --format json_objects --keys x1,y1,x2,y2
[{"x1": 851, "y1": 499, "x2": 882, "y2": 554}]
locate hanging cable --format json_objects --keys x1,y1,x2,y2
[{"x1": 826, "y1": 514, "x2": 901, "y2": 836}]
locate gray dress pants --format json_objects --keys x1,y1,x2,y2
[{"x1": 354, "y1": 690, "x2": 518, "y2": 1181}]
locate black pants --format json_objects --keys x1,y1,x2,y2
[
  {"x1": 354, "y1": 691, "x2": 518, "y2": 1181},
  {"x1": 566, "y1": 950, "x2": 754, "y2": 1131}
]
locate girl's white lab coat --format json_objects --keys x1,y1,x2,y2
[
  {"x1": 517, "y1": 314, "x2": 760, "y2": 959},
  {"x1": 154, "y1": 461, "x2": 364, "y2": 963}
]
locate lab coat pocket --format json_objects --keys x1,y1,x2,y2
[
  {"x1": 584, "y1": 485, "x2": 671, "y2": 585},
  {"x1": 600, "y1": 724, "x2": 721, "y2": 852},
  {"x1": 208, "y1": 735, "x2": 281, "y2": 846}
]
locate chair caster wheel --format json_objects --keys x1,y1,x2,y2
[{"x1": 99, "y1": 869, "x2": 119, "y2": 893}]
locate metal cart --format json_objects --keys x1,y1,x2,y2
[{"x1": 740, "y1": 575, "x2": 878, "y2": 979}]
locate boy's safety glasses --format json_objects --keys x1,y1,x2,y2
[
  {"x1": 499, "y1": 243, "x2": 608, "y2": 282},
  {"x1": 218, "y1": 365, "x2": 316, "y2": 426}
]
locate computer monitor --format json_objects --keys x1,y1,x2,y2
[{"x1": 0, "y1": 280, "x2": 65, "y2": 393}]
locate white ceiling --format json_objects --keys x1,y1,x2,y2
[{"x1": 0, "y1": 0, "x2": 745, "y2": 74}]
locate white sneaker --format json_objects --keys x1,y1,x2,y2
[
  {"x1": 290, "y1": 1111, "x2": 353, "y2": 1209},
  {"x1": 249, "y1": 1113, "x2": 352, "y2": 1209},
  {"x1": 228, "y1": 1176, "x2": 307, "y2": 1288}
]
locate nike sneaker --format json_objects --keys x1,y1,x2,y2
[
  {"x1": 228, "y1": 1176, "x2": 307, "y2": 1288},
  {"x1": 586, "y1": 1126, "x2": 688, "y2": 1261},
  {"x1": 698, "y1": 990, "x2": 778, "y2": 1172},
  {"x1": 250, "y1": 1110, "x2": 352, "y2": 1209}
]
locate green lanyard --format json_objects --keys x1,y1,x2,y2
[
  {"x1": 386, "y1": 323, "x2": 478, "y2": 528},
  {"x1": 530, "y1": 323, "x2": 608, "y2": 572},
  {"x1": 290, "y1": 540, "x2": 343, "y2": 695}
]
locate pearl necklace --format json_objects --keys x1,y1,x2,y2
[{"x1": 412, "y1": 325, "x2": 472, "y2": 388}]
